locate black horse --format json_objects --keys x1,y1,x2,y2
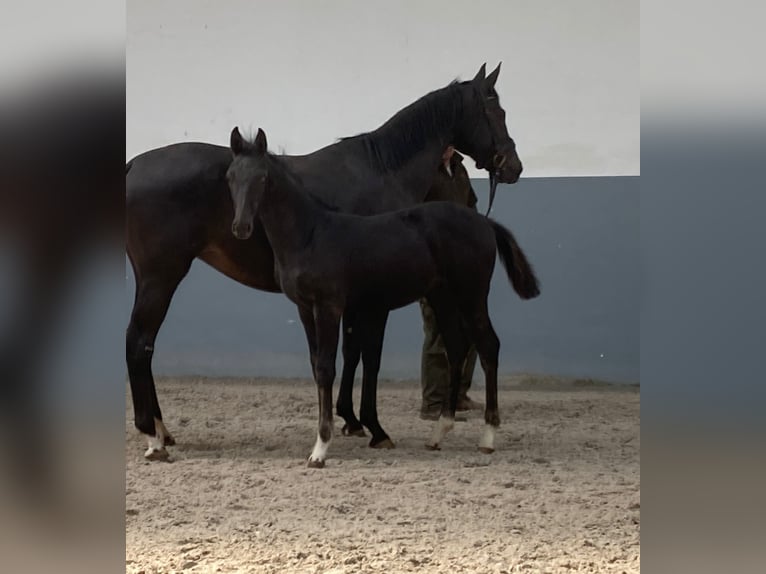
[
  {"x1": 127, "y1": 64, "x2": 522, "y2": 459},
  {"x1": 227, "y1": 127, "x2": 539, "y2": 467}
]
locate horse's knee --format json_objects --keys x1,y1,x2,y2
[{"x1": 126, "y1": 327, "x2": 154, "y2": 365}]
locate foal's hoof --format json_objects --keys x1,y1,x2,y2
[
  {"x1": 144, "y1": 447, "x2": 170, "y2": 461},
  {"x1": 307, "y1": 459, "x2": 326, "y2": 469},
  {"x1": 478, "y1": 446, "x2": 495, "y2": 455},
  {"x1": 164, "y1": 434, "x2": 176, "y2": 447},
  {"x1": 341, "y1": 424, "x2": 366, "y2": 438},
  {"x1": 425, "y1": 443, "x2": 441, "y2": 451},
  {"x1": 370, "y1": 438, "x2": 396, "y2": 449}
]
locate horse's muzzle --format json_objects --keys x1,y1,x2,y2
[
  {"x1": 496, "y1": 155, "x2": 523, "y2": 184},
  {"x1": 232, "y1": 220, "x2": 253, "y2": 240}
]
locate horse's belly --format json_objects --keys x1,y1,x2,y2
[{"x1": 199, "y1": 242, "x2": 280, "y2": 292}]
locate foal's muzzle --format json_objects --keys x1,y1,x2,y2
[{"x1": 232, "y1": 220, "x2": 253, "y2": 240}]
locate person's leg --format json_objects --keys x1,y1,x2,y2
[{"x1": 420, "y1": 299, "x2": 449, "y2": 419}]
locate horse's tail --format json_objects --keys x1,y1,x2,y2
[{"x1": 490, "y1": 220, "x2": 541, "y2": 300}]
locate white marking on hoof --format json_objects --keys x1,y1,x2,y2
[
  {"x1": 307, "y1": 433, "x2": 331, "y2": 467},
  {"x1": 155, "y1": 419, "x2": 175, "y2": 445},
  {"x1": 427, "y1": 415, "x2": 454, "y2": 450},
  {"x1": 479, "y1": 424, "x2": 497, "y2": 453},
  {"x1": 144, "y1": 417, "x2": 172, "y2": 460}
]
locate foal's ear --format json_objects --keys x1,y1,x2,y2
[
  {"x1": 472, "y1": 63, "x2": 487, "y2": 84},
  {"x1": 254, "y1": 128, "x2": 268, "y2": 155},
  {"x1": 230, "y1": 127, "x2": 244, "y2": 156},
  {"x1": 486, "y1": 62, "x2": 501, "y2": 89}
]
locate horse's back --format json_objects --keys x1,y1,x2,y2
[
  {"x1": 127, "y1": 142, "x2": 231, "y2": 196},
  {"x1": 126, "y1": 142, "x2": 233, "y2": 262}
]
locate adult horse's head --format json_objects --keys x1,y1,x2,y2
[
  {"x1": 455, "y1": 63, "x2": 523, "y2": 185},
  {"x1": 228, "y1": 126, "x2": 269, "y2": 240}
]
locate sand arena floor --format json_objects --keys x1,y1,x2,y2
[{"x1": 126, "y1": 376, "x2": 639, "y2": 573}]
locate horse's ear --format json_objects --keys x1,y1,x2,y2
[
  {"x1": 230, "y1": 127, "x2": 244, "y2": 156},
  {"x1": 486, "y1": 62, "x2": 501, "y2": 89},
  {"x1": 254, "y1": 128, "x2": 268, "y2": 155},
  {"x1": 472, "y1": 63, "x2": 487, "y2": 84}
]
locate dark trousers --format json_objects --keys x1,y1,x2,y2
[{"x1": 419, "y1": 299, "x2": 477, "y2": 411}]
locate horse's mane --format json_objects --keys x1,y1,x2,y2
[{"x1": 338, "y1": 80, "x2": 467, "y2": 173}]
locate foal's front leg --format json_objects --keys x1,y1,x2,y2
[{"x1": 307, "y1": 305, "x2": 342, "y2": 468}]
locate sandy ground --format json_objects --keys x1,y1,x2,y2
[{"x1": 126, "y1": 376, "x2": 639, "y2": 573}]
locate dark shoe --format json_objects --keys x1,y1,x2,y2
[{"x1": 456, "y1": 396, "x2": 484, "y2": 412}]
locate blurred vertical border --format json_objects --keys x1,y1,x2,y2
[
  {"x1": 0, "y1": 1, "x2": 125, "y2": 573},
  {"x1": 642, "y1": 1, "x2": 766, "y2": 572}
]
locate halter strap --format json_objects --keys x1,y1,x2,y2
[{"x1": 476, "y1": 86, "x2": 505, "y2": 216}]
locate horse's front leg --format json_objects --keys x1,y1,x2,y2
[
  {"x1": 307, "y1": 305, "x2": 342, "y2": 468},
  {"x1": 336, "y1": 311, "x2": 365, "y2": 437}
]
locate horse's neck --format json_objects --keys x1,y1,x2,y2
[
  {"x1": 366, "y1": 106, "x2": 462, "y2": 203},
  {"x1": 259, "y1": 166, "x2": 321, "y2": 264},
  {"x1": 396, "y1": 141, "x2": 455, "y2": 201}
]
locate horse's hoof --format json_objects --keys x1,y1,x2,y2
[
  {"x1": 425, "y1": 443, "x2": 441, "y2": 451},
  {"x1": 478, "y1": 446, "x2": 495, "y2": 455},
  {"x1": 307, "y1": 459, "x2": 326, "y2": 469},
  {"x1": 342, "y1": 424, "x2": 366, "y2": 438},
  {"x1": 144, "y1": 447, "x2": 170, "y2": 461},
  {"x1": 370, "y1": 438, "x2": 396, "y2": 449},
  {"x1": 164, "y1": 434, "x2": 176, "y2": 446}
]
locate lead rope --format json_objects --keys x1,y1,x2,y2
[{"x1": 486, "y1": 170, "x2": 498, "y2": 216}]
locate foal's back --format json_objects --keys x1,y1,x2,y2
[{"x1": 313, "y1": 202, "x2": 497, "y2": 309}]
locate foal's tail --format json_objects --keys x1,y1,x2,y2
[{"x1": 490, "y1": 220, "x2": 541, "y2": 300}]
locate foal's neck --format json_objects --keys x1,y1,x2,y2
[{"x1": 258, "y1": 158, "x2": 323, "y2": 264}]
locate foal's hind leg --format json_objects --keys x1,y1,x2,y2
[
  {"x1": 357, "y1": 310, "x2": 394, "y2": 449},
  {"x1": 462, "y1": 300, "x2": 501, "y2": 453},
  {"x1": 126, "y1": 261, "x2": 191, "y2": 460},
  {"x1": 336, "y1": 311, "x2": 365, "y2": 437},
  {"x1": 423, "y1": 291, "x2": 470, "y2": 451}
]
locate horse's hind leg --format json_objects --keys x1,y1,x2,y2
[
  {"x1": 336, "y1": 311, "x2": 365, "y2": 437},
  {"x1": 462, "y1": 299, "x2": 501, "y2": 453},
  {"x1": 126, "y1": 259, "x2": 191, "y2": 460},
  {"x1": 357, "y1": 310, "x2": 394, "y2": 449}
]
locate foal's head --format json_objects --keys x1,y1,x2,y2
[
  {"x1": 455, "y1": 63, "x2": 523, "y2": 184},
  {"x1": 228, "y1": 127, "x2": 270, "y2": 240}
]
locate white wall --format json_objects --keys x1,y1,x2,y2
[{"x1": 128, "y1": 1, "x2": 638, "y2": 177}]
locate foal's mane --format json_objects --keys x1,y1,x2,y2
[
  {"x1": 261, "y1": 149, "x2": 340, "y2": 212},
  {"x1": 339, "y1": 80, "x2": 468, "y2": 173}
]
